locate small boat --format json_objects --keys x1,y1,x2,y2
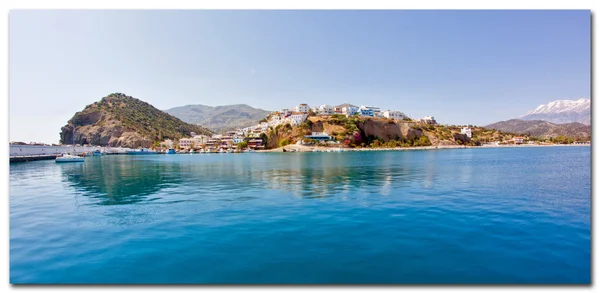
[
  {"x1": 189, "y1": 149, "x2": 196, "y2": 154},
  {"x1": 56, "y1": 123, "x2": 85, "y2": 163},
  {"x1": 92, "y1": 150, "x2": 103, "y2": 156},
  {"x1": 127, "y1": 148, "x2": 158, "y2": 155},
  {"x1": 167, "y1": 148, "x2": 176, "y2": 154},
  {"x1": 218, "y1": 149, "x2": 225, "y2": 153},
  {"x1": 55, "y1": 154, "x2": 85, "y2": 163}
]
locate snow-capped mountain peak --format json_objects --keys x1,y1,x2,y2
[
  {"x1": 525, "y1": 98, "x2": 590, "y2": 115},
  {"x1": 520, "y1": 98, "x2": 590, "y2": 125}
]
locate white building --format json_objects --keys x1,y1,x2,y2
[
  {"x1": 293, "y1": 103, "x2": 309, "y2": 114},
  {"x1": 419, "y1": 116, "x2": 437, "y2": 125},
  {"x1": 280, "y1": 108, "x2": 292, "y2": 117},
  {"x1": 193, "y1": 135, "x2": 210, "y2": 146},
  {"x1": 358, "y1": 106, "x2": 374, "y2": 117},
  {"x1": 260, "y1": 122, "x2": 269, "y2": 133},
  {"x1": 342, "y1": 106, "x2": 359, "y2": 117},
  {"x1": 179, "y1": 138, "x2": 195, "y2": 149},
  {"x1": 162, "y1": 139, "x2": 174, "y2": 149},
  {"x1": 289, "y1": 113, "x2": 308, "y2": 125},
  {"x1": 318, "y1": 105, "x2": 334, "y2": 115},
  {"x1": 365, "y1": 106, "x2": 381, "y2": 116},
  {"x1": 383, "y1": 110, "x2": 406, "y2": 120},
  {"x1": 513, "y1": 137, "x2": 525, "y2": 144},
  {"x1": 461, "y1": 127, "x2": 472, "y2": 138}
]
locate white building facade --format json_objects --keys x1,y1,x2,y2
[
  {"x1": 383, "y1": 110, "x2": 406, "y2": 120},
  {"x1": 461, "y1": 127, "x2": 472, "y2": 138},
  {"x1": 293, "y1": 103, "x2": 309, "y2": 114},
  {"x1": 318, "y1": 105, "x2": 334, "y2": 115}
]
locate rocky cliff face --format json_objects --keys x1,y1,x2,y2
[
  {"x1": 264, "y1": 116, "x2": 461, "y2": 148},
  {"x1": 60, "y1": 93, "x2": 213, "y2": 148}
]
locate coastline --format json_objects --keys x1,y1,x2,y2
[{"x1": 257, "y1": 143, "x2": 590, "y2": 153}]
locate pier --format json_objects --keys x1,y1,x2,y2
[{"x1": 10, "y1": 154, "x2": 59, "y2": 163}]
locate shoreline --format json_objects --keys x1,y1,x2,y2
[{"x1": 257, "y1": 143, "x2": 590, "y2": 153}]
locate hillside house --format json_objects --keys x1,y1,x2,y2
[{"x1": 461, "y1": 127, "x2": 472, "y2": 138}]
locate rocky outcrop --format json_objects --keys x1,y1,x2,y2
[{"x1": 60, "y1": 93, "x2": 213, "y2": 148}]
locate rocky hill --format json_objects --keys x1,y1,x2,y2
[
  {"x1": 485, "y1": 119, "x2": 591, "y2": 138},
  {"x1": 262, "y1": 115, "x2": 507, "y2": 149},
  {"x1": 60, "y1": 93, "x2": 213, "y2": 148},
  {"x1": 521, "y1": 98, "x2": 590, "y2": 125},
  {"x1": 165, "y1": 104, "x2": 271, "y2": 133}
]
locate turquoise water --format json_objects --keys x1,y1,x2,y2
[{"x1": 10, "y1": 147, "x2": 590, "y2": 284}]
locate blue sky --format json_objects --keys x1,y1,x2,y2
[{"x1": 10, "y1": 10, "x2": 590, "y2": 144}]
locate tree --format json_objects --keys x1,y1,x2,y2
[
  {"x1": 308, "y1": 109, "x2": 317, "y2": 117},
  {"x1": 237, "y1": 141, "x2": 248, "y2": 149}
]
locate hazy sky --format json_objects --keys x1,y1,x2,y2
[{"x1": 10, "y1": 10, "x2": 590, "y2": 144}]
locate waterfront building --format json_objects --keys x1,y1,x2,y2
[
  {"x1": 461, "y1": 127, "x2": 472, "y2": 138},
  {"x1": 178, "y1": 138, "x2": 195, "y2": 149},
  {"x1": 513, "y1": 137, "x2": 525, "y2": 144},
  {"x1": 161, "y1": 139, "x2": 174, "y2": 149},
  {"x1": 305, "y1": 132, "x2": 332, "y2": 141},
  {"x1": 193, "y1": 135, "x2": 210, "y2": 146},
  {"x1": 247, "y1": 139, "x2": 265, "y2": 150}
]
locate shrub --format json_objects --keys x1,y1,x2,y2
[{"x1": 279, "y1": 138, "x2": 290, "y2": 147}]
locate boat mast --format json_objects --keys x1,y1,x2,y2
[{"x1": 72, "y1": 123, "x2": 75, "y2": 155}]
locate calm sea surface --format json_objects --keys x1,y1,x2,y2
[{"x1": 10, "y1": 147, "x2": 590, "y2": 284}]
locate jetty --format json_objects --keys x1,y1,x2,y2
[{"x1": 10, "y1": 154, "x2": 59, "y2": 163}]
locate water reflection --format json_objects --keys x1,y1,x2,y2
[
  {"x1": 60, "y1": 152, "x2": 433, "y2": 205},
  {"x1": 60, "y1": 156, "x2": 183, "y2": 205},
  {"x1": 257, "y1": 153, "x2": 420, "y2": 198}
]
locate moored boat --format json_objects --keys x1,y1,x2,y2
[
  {"x1": 127, "y1": 148, "x2": 158, "y2": 155},
  {"x1": 167, "y1": 148, "x2": 176, "y2": 154},
  {"x1": 55, "y1": 154, "x2": 85, "y2": 163},
  {"x1": 56, "y1": 123, "x2": 85, "y2": 163}
]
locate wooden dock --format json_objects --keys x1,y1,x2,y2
[{"x1": 10, "y1": 155, "x2": 59, "y2": 163}]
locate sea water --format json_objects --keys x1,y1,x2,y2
[{"x1": 9, "y1": 146, "x2": 590, "y2": 284}]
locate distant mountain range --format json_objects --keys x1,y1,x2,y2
[
  {"x1": 485, "y1": 119, "x2": 590, "y2": 138},
  {"x1": 165, "y1": 104, "x2": 271, "y2": 133},
  {"x1": 520, "y1": 98, "x2": 590, "y2": 125}
]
